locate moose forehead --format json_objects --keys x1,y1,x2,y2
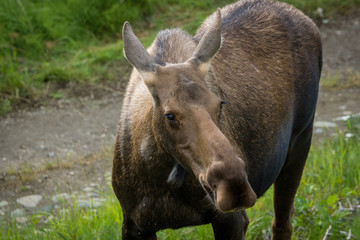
[{"x1": 156, "y1": 65, "x2": 218, "y2": 107}]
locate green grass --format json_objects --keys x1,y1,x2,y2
[
  {"x1": 247, "y1": 117, "x2": 360, "y2": 239},
  {"x1": 1, "y1": 117, "x2": 359, "y2": 239},
  {"x1": 321, "y1": 71, "x2": 360, "y2": 89},
  {"x1": 1, "y1": 0, "x2": 360, "y2": 114}
]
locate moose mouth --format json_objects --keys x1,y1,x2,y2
[
  {"x1": 167, "y1": 160, "x2": 256, "y2": 213},
  {"x1": 199, "y1": 177, "x2": 220, "y2": 207},
  {"x1": 167, "y1": 163, "x2": 223, "y2": 210},
  {"x1": 198, "y1": 161, "x2": 257, "y2": 213},
  {"x1": 199, "y1": 175, "x2": 241, "y2": 213}
]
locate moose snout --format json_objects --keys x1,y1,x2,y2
[{"x1": 205, "y1": 159, "x2": 257, "y2": 212}]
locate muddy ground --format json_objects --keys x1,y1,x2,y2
[{"x1": 1, "y1": 11, "x2": 360, "y2": 212}]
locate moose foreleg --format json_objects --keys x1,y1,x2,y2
[
  {"x1": 122, "y1": 218, "x2": 157, "y2": 240},
  {"x1": 212, "y1": 210, "x2": 248, "y2": 240}
]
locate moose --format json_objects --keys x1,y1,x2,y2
[{"x1": 112, "y1": 0, "x2": 322, "y2": 239}]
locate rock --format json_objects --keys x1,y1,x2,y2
[
  {"x1": 71, "y1": 191, "x2": 79, "y2": 197},
  {"x1": 335, "y1": 112, "x2": 360, "y2": 121},
  {"x1": 314, "y1": 128, "x2": 324, "y2": 134},
  {"x1": 87, "y1": 192, "x2": 99, "y2": 198},
  {"x1": 77, "y1": 198, "x2": 106, "y2": 209},
  {"x1": 335, "y1": 115, "x2": 351, "y2": 121},
  {"x1": 339, "y1": 105, "x2": 347, "y2": 110},
  {"x1": 16, "y1": 217, "x2": 28, "y2": 224},
  {"x1": 41, "y1": 204, "x2": 55, "y2": 212},
  {"x1": 16, "y1": 194, "x2": 43, "y2": 208},
  {"x1": 77, "y1": 199, "x2": 91, "y2": 209},
  {"x1": 92, "y1": 198, "x2": 106, "y2": 208},
  {"x1": 48, "y1": 151, "x2": 55, "y2": 158},
  {"x1": 345, "y1": 133, "x2": 355, "y2": 139},
  {"x1": 0, "y1": 200, "x2": 8, "y2": 208},
  {"x1": 335, "y1": 30, "x2": 343, "y2": 35},
  {"x1": 12, "y1": 208, "x2": 25, "y2": 217},
  {"x1": 314, "y1": 121, "x2": 337, "y2": 128},
  {"x1": 317, "y1": 8, "x2": 324, "y2": 18},
  {"x1": 83, "y1": 187, "x2": 94, "y2": 192},
  {"x1": 52, "y1": 193, "x2": 71, "y2": 203}
]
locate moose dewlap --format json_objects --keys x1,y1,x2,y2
[{"x1": 112, "y1": 0, "x2": 322, "y2": 239}]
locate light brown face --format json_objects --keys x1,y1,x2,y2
[
  {"x1": 153, "y1": 63, "x2": 257, "y2": 212},
  {"x1": 122, "y1": 9, "x2": 256, "y2": 212},
  {"x1": 155, "y1": 63, "x2": 224, "y2": 172}
]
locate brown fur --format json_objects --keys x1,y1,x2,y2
[{"x1": 113, "y1": 0, "x2": 321, "y2": 239}]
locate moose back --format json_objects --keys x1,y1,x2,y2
[{"x1": 112, "y1": 0, "x2": 322, "y2": 239}]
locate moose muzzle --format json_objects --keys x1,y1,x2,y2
[{"x1": 203, "y1": 158, "x2": 257, "y2": 212}]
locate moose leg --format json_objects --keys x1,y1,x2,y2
[
  {"x1": 212, "y1": 210, "x2": 248, "y2": 240},
  {"x1": 271, "y1": 124, "x2": 313, "y2": 240},
  {"x1": 122, "y1": 218, "x2": 157, "y2": 240}
]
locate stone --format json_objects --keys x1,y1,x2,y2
[
  {"x1": 52, "y1": 193, "x2": 70, "y2": 203},
  {"x1": 92, "y1": 198, "x2": 106, "y2": 208},
  {"x1": 12, "y1": 208, "x2": 25, "y2": 217},
  {"x1": 0, "y1": 200, "x2": 8, "y2": 208},
  {"x1": 345, "y1": 133, "x2": 355, "y2": 139},
  {"x1": 16, "y1": 194, "x2": 43, "y2": 208},
  {"x1": 314, "y1": 128, "x2": 323, "y2": 134},
  {"x1": 335, "y1": 115, "x2": 351, "y2": 121},
  {"x1": 16, "y1": 217, "x2": 28, "y2": 224},
  {"x1": 87, "y1": 192, "x2": 99, "y2": 198},
  {"x1": 314, "y1": 121, "x2": 337, "y2": 128},
  {"x1": 48, "y1": 151, "x2": 55, "y2": 158},
  {"x1": 41, "y1": 204, "x2": 54, "y2": 212},
  {"x1": 77, "y1": 198, "x2": 106, "y2": 209},
  {"x1": 77, "y1": 199, "x2": 91, "y2": 209},
  {"x1": 82, "y1": 187, "x2": 93, "y2": 192}
]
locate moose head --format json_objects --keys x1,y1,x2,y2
[{"x1": 122, "y1": 10, "x2": 256, "y2": 212}]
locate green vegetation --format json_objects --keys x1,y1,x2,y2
[
  {"x1": 281, "y1": 0, "x2": 360, "y2": 16},
  {"x1": 1, "y1": 0, "x2": 360, "y2": 114},
  {"x1": 321, "y1": 71, "x2": 360, "y2": 89},
  {"x1": 1, "y1": 117, "x2": 360, "y2": 239}
]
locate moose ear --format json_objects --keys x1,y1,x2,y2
[
  {"x1": 188, "y1": 9, "x2": 222, "y2": 69},
  {"x1": 123, "y1": 22, "x2": 160, "y2": 104},
  {"x1": 122, "y1": 21, "x2": 158, "y2": 76}
]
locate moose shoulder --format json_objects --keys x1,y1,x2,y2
[{"x1": 112, "y1": 0, "x2": 322, "y2": 239}]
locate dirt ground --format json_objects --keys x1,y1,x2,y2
[{"x1": 1, "y1": 11, "x2": 360, "y2": 211}]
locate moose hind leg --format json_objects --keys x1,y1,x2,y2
[
  {"x1": 271, "y1": 124, "x2": 313, "y2": 240},
  {"x1": 212, "y1": 210, "x2": 248, "y2": 240}
]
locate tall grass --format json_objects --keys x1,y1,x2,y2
[{"x1": 1, "y1": 117, "x2": 359, "y2": 239}]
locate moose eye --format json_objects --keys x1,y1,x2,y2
[{"x1": 165, "y1": 113, "x2": 176, "y2": 122}]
